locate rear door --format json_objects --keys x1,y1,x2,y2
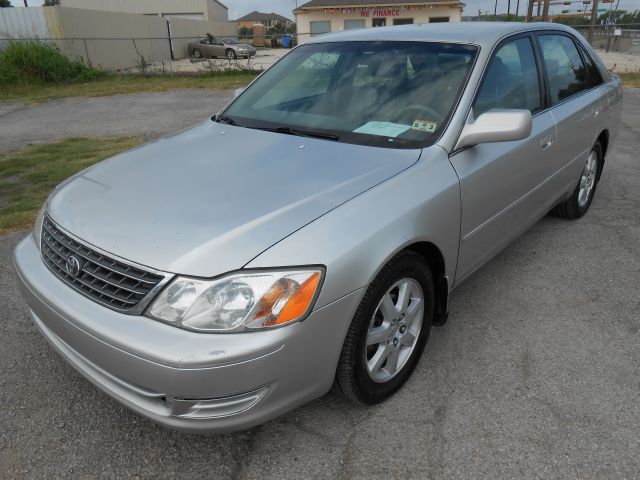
[
  {"x1": 534, "y1": 33, "x2": 600, "y2": 193},
  {"x1": 450, "y1": 34, "x2": 558, "y2": 283}
]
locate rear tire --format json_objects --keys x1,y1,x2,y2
[
  {"x1": 552, "y1": 142, "x2": 603, "y2": 219},
  {"x1": 334, "y1": 251, "x2": 435, "y2": 405}
]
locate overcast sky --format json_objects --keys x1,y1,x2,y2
[{"x1": 8, "y1": 0, "x2": 640, "y2": 19}]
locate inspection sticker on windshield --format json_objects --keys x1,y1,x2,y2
[
  {"x1": 412, "y1": 119, "x2": 438, "y2": 133},
  {"x1": 353, "y1": 121, "x2": 411, "y2": 138}
]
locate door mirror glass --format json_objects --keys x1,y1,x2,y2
[{"x1": 456, "y1": 109, "x2": 532, "y2": 149}]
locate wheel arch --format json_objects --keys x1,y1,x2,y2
[
  {"x1": 402, "y1": 241, "x2": 449, "y2": 326},
  {"x1": 596, "y1": 129, "x2": 609, "y2": 180}
]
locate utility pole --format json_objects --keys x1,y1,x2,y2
[
  {"x1": 23, "y1": 0, "x2": 28, "y2": 6},
  {"x1": 508, "y1": 0, "x2": 511, "y2": 16},
  {"x1": 526, "y1": 0, "x2": 535, "y2": 21},
  {"x1": 542, "y1": 0, "x2": 550, "y2": 21},
  {"x1": 588, "y1": 0, "x2": 600, "y2": 42},
  {"x1": 516, "y1": 0, "x2": 521, "y2": 17},
  {"x1": 537, "y1": 0, "x2": 542, "y2": 17},
  {"x1": 494, "y1": 0, "x2": 498, "y2": 16}
]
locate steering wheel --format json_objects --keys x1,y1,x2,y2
[{"x1": 394, "y1": 105, "x2": 441, "y2": 124}]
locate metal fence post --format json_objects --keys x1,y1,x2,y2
[{"x1": 83, "y1": 38, "x2": 92, "y2": 67}]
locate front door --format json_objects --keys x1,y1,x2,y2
[
  {"x1": 450, "y1": 35, "x2": 558, "y2": 283},
  {"x1": 373, "y1": 18, "x2": 386, "y2": 27}
]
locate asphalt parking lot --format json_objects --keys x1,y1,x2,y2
[{"x1": 1, "y1": 90, "x2": 639, "y2": 479}]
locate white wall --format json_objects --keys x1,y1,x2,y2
[
  {"x1": 1, "y1": 6, "x2": 238, "y2": 68},
  {"x1": 207, "y1": 0, "x2": 229, "y2": 21},
  {"x1": 60, "y1": 0, "x2": 211, "y2": 20},
  {"x1": 0, "y1": 7, "x2": 49, "y2": 39}
]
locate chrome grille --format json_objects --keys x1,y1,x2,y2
[{"x1": 41, "y1": 216, "x2": 166, "y2": 312}]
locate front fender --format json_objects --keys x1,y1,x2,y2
[{"x1": 245, "y1": 146, "x2": 461, "y2": 310}]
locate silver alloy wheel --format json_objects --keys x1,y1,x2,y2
[
  {"x1": 578, "y1": 150, "x2": 598, "y2": 208},
  {"x1": 193, "y1": 49, "x2": 202, "y2": 59},
  {"x1": 227, "y1": 49, "x2": 236, "y2": 60},
  {"x1": 365, "y1": 278, "x2": 424, "y2": 383}
]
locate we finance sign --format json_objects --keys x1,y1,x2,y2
[{"x1": 360, "y1": 8, "x2": 401, "y2": 17}]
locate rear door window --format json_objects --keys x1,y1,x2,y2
[
  {"x1": 538, "y1": 35, "x2": 587, "y2": 104},
  {"x1": 580, "y1": 46, "x2": 604, "y2": 89}
]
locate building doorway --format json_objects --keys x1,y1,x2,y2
[
  {"x1": 393, "y1": 18, "x2": 414, "y2": 25},
  {"x1": 372, "y1": 18, "x2": 386, "y2": 27}
]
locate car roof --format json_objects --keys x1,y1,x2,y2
[{"x1": 305, "y1": 22, "x2": 578, "y2": 47}]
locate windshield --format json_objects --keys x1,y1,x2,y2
[
  {"x1": 222, "y1": 41, "x2": 478, "y2": 148},
  {"x1": 224, "y1": 37, "x2": 240, "y2": 45}
]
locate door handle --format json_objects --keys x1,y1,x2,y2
[{"x1": 540, "y1": 135, "x2": 554, "y2": 150}]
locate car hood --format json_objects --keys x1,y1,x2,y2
[{"x1": 47, "y1": 121, "x2": 420, "y2": 277}]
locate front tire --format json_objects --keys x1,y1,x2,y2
[
  {"x1": 334, "y1": 251, "x2": 435, "y2": 405},
  {"x1": 552, "y1": 142, "x2": 603, "y2": 219},
  {"x1": 226, "y1": 49, "x2": 237, "y2": 60},
  {"x1": 192, "y1": 48, "x2": 202, "y2": 59}
]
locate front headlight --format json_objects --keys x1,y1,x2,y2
[
  {"x1": 147, "y1": 268, "x2": 324, "y2": 332},
  {"x1": 32, "y1": 204, "x2": 46, "y2": 251}
]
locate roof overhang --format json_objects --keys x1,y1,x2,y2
[{"x1": 293, "y1": 2, "x2": 464, "y2": 14}]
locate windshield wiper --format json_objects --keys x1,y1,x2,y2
[
  {"x1": 213, "y1": 114, "x2": 239, "y2": 126},
  {"x1": 266, "y1": 126, "x2": 339, "y2": 141}
]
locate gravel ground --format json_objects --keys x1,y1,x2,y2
[
  {"x1": 1, "y1": 91, "x2": 639, "y2": 479},
  {"x1": 598, "y1": 49, "x2": 640, "y2": 73},
  {"x1": 0, "y1": 90, "x2": 233, "y2": 152}
]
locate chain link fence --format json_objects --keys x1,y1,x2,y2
[{"x1": 0, "y1": 34, "x2": 301, "y2": 73}]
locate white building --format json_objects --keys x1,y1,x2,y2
[
  {"x1": 59, "y1": 0, "x2": 229, "y2": 21},
  {"x1": 295, "y1": 0, "x2": 464, "y2": 41}
]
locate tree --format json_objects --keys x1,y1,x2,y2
[{"x1": 0, "y1": 0, "x2": 14, "y2": 7}]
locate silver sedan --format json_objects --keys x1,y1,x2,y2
[
  {"x1": 14, "y1": 22, "x2": 622, "y2": 433},
  {"x1": 189, "y1": 36, "x2": 256, "y2": 60}
]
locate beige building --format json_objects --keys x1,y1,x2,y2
[
  {"x1": 59, "y1": 0, "x2": 229, "y2": 21},
  {"x1": 236, "y1": 11, "x2": 294, "y2": 30},
  {"x1": 294, "y1": 0, "x2": 463, "y2": 41}
]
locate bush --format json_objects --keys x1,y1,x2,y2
[{"x1": 0, "y1": 40, "x2": 107, "y2": 86}]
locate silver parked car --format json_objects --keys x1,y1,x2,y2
[
  {"x1": 189, "y1": 36, "x2": 256, "y2": 60},
  {"x1": 14, "y1": 23, "x2": 622, "y2": 433}
]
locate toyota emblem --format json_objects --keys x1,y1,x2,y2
[{"x1": 65, "y1": 255, "x2": 82, "y2": 277}]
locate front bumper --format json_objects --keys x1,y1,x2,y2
[{"x1": 14, "y1": 235, "x2": 363, "y2": 433}]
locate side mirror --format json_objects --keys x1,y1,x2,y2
[
  {"x1": 234, "y1": 87, "x2": 245, "y2": 98},
  {"x1": 456, "y1": 109, "x2": 532, "y2": 150}
]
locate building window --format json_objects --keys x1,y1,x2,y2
[
  {"x1": 372, "y1": 18, "x2": 386, "y2": 27},
  {"x1": 393, "y1": 18, "x2": 413, "y2": 25},
  {"x1": 344, "y1": 19, "x2": 366, "y2": 30},
  {"x1": 429, "y1": 17, "x2": 450, "y2": 22},
  {"x1": 310, "y1": 21, "x2": 331, "y2": 36}
]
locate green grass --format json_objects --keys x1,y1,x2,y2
[
  {"x1": 0, "y1": 137, "x2": 142, "y2": 233},
  {"x1": 619, "y1": 72, "x2": 640, "y2": 88},
  {"x1": 0, "y1": 40, "x2": 107, "y2": 87},
  {"x1": 0, "y1": 72, "x2": 259, "y2": 103}
]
